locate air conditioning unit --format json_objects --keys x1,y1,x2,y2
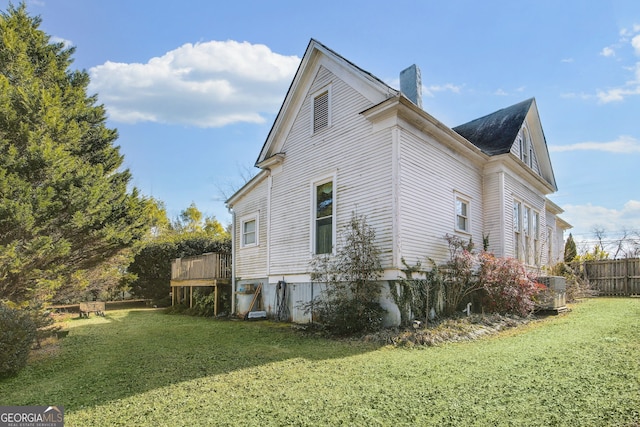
[
  {"x1": 536, "y1": 276, "x2": 568, "y2": 311},
  {"x1": 537, "y1": 276, "x2": 566, "y2": 292}
]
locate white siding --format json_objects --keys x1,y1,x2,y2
[
  {"x1": 545, "y1": 210, "x2": 558, "y2": 265},
  {"x1": 233, "y1": 177, "x2": 268, "y2": 280},
  {"x1": 266, "y1": 66, "x2": 395, "y2": 277},
  {"x1": 397, "y1": 126, "x2": 484, "y2": 266},
  {"x1": 482, "y1": 170, "x2": 505, "y2": 257}
]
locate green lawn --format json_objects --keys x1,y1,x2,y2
[{"x1": 1, "y1": 298, "x2": 638, "y2": 426}]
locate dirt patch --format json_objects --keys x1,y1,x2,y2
[{"x1": 29, "y1": 337, "x2": 62, "y2": 363}]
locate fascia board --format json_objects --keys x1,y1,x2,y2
[
  {"x1": 363, "y1": 96, "x2": 488, "y2": 166},
  {"x1": 226, "y1": 169, "x2": 269, "y2": 207},
  {"x1": 486, "y1": 154, "x2": 556, "y2": 195}
]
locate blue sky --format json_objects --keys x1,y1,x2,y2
[{"x1": 9, "y1": 0, "x2": 640, "y2": 250}]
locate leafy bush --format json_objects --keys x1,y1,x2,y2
[
  {"x1": 392, "y1": 258, "x2": 443, "y2": 327},
  {"x1": 308, "y1": 214, "x2": 385, "y2": 336},
  {"x1": 440, "y1": 235, "x2": 483, "y2": 316},
  {"x1": 395, "y1": 236, "x2": 542, "y2": 321},
  {"x1": 478, "y1": 253, "x2": 541, "y2": 317},
  {"x1": 192, "y1": 291, "x2": 216, "y2": 317},
  {"x1": 394, "y1": 235, "x2": 482, "y2": 321},
  {"x1": 0, "y1": 303, "x2": 36, "y2": 377}
]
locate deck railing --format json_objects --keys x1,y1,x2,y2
[{"x1": 171, "y1": 252, "x2": 231, "y2": 281}]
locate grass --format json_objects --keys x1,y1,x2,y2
[{"x1": 1, "y1": 298, "x2": 638, "y2": 426}]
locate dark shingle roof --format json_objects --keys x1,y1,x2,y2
[{"x1": 452, "y1": 98, "x2": 534, "y2": 156}]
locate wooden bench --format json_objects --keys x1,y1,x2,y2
[{"x1": 79, "y1": 301, "x2": 105, "y2": 318}]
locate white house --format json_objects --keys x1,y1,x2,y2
[{"x1": 226, "y1": 39, "x2": 571, "y2": 324}]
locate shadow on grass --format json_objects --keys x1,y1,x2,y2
[{"x1": 0, "y1": 308, "x2": 382, "y2": 411}]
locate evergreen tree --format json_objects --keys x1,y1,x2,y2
[
  {"x1": 564, "y1": 233, "x2": 577, "y2": 263},
  {"x1": 0, "y1": 4, "x2": 152, "y2": 304}
]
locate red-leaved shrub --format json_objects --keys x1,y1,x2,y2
[{"x1": 478, "y1": 253, "x2": 542, "y2": 317}]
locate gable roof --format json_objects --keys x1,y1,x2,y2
[
  {"x1": 452, "y1": 98, "x2": 534, "y2": 156},
  {"x1": 255, "y1": 39, "x2": 399, "y2": 166}
]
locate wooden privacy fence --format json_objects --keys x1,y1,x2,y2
[{"x1": 573, "y1": 258, "x2": 640, "y2": 296}]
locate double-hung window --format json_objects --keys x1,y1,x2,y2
[
  {"x1": 547, "y1": 226, "x2": 553, "y2": 265},
  {"x1": 241, "y1": 215, "x2": 258, "y2": 248},
  {"x1": 455, "y1": 196, "x2": 470, "y2": 233},
  {"x1": 314, "y1": 180, "x2": 334, "y2": 254},
  {"x1": 524, "y1": 207, "x2": 531, "y2": 263},
  {"x1": 533, "y1": 212, "x2": 540, "y2": 265},
  {"x1": 513, "y1": 201, "x2": 522, "y2": 260}
]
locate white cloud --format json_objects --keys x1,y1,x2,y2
[
  {"x1": 88, "y1": 40, "x2": 300, "y2": 127},
  {"x1": 422, "y1": 83, "x2": 462, "y2": 97},
  {"x1": 50, "y1": 36, "x2": 74, "y2": 49},
  {"x1": 600, "y1": 46, "x2": 616, "y2": 57},
  {"x1": 549, "y1": 135, "x2": 640, "y2": 153},
  {"x1": 597, "y1": 85, "x2": 640, "y2": 103},
  {"x1": 561, "y1": 58, "x2": 574, "y2": 63},
  {"x1": 560, "y1": 92, "x2": 593, "y2": 100},
  {"x1": 620, "y1": 24, "x2": 640, "y2": 40},
  {"x1": 562, "y1": 201, "x2": 640, "y2": 239},
  {"x1": 596, "y1": 63, "x2": 640, "y2": 102},
  {"x1": 591, "y1": 26, "x2": 640, "y2": 103},
  {"x1": 633, "y1": 35, "x2": 640, "y2": 55}
]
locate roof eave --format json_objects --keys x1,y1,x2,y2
[
  {"x1": 490, "y1": 153, "x2": 557, "y2": 194},
  {"x1": 226, "y1": 169, "x2": 269, "y2": 207},
  {"x1": 362, "y1": 96, "x2": 489, "y2": 164}
]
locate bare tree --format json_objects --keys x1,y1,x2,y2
[
  {"x1": 592, "y1": 226, "x2": 606, "y2": 252},
  {"x1": 216, "y1": 163, "x2": 258, "y2": 202}
]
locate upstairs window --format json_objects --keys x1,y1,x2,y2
[
  {"x1": 312, "y1": 88, "x2": 330, "y2": 133},
  {"x1": 455, "y1": 196, "x2": 470, "y2": 233},
  {"x1": 519, "y1": 126, "x2": 532, "y2": 167}
]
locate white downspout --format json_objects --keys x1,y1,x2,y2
[{"x1": 229, "y1": 207, "x2": 237, "y2": 315}]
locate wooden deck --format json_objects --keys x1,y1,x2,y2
[{"x1": 170, "y1": 252, "x2": 231, "y2": 315}]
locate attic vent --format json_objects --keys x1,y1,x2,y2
[{"x1": 313, "y1": 90, "x2": 329, "y2": 133}]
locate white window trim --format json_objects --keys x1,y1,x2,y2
[
  {"x1": 310, "y1": 85, "x2": 332, "y2": 135},
  {"x1": 513, "y1": 200, "x2": 522, "y2": 260},
  {"x1": 519, "y1": 125, "x2": 532, "y2": 167},
  {"x1": 513, "y1": 199, "x2": 543, "y2": 265},
  {"x1": 310, "y1": 172, "x2": 337, "y2": 255},
  {"x1": 454, "y1": 193, "x2": 471, "y2": 235},
  {"x1": 240, "y1": 213, "x2": 259, "y2": 248}
]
